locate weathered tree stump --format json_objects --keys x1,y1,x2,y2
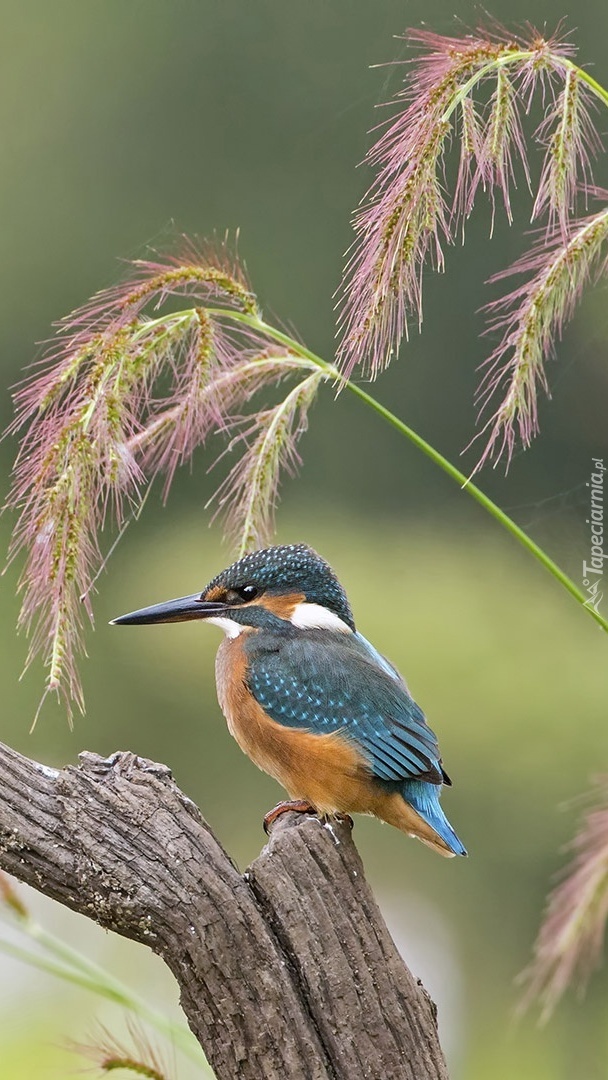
[{"x1": 0, "y1": 741, "x2": 448, "y2": 1079}]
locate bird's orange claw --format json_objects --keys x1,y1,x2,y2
[{"x1": 263, "y1": 799, "x2": 318, "y2": 834}]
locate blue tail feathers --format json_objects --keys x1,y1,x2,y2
[{"x1": 404, "y1": 780, "x2": 467, "y2": 856}]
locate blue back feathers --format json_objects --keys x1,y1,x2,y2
[{"x1": 245, "y1": 628, "x2": 444, "y2": 786}]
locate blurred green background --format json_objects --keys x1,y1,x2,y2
[{"x1": 0, "y1": 1, "x2": 607, "y2": 1077}]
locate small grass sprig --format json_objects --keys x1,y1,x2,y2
[
  {"x1": 532, "y1": 69, "x2": 600, "y2": 232},
  {"x1": 475, "y1": 198, "x2": 608, "y2": 469},
  {"x1": 520, "y1": 778, "x2": 608, "y2": 1020},
  {"x1": 481, "y1": 65, "x2": 528, "y2": 226},
  {"x1": 212, "y1": 369, "x2": 325, "y2": 556},
  {"x1": 71, "y1": 1022, "x2": 176, "y2": 1079}
]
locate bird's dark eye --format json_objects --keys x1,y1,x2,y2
[{"x1": 235, "y1": 584, "x2": 258, "y2": 603}]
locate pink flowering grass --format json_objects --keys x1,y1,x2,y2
[
  {"x1": 337, "y1": 24, "x2": 607, "y2": 469},
  {"x1": 4, "y1": 242, "x2": 324, "y2": 721},
  {"x1": 211, "y1": 370, "x2": 324, "y2": 556},
  {"x1": 520, "y1": 778, "x2": 608, "y2": 1020},
  {"x1": 70, "y1": 1020, "x2": 173, "y2": 1080},
  {"x1": 473, "y1": 196, "x2": 608, "y2": 469}
]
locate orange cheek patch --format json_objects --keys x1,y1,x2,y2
[{"x1": 250, "y1": 592, "x2": 305, "y2": 621}]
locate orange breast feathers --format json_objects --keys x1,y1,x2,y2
[{"x1": 215, "y1": 634, "x2": 383, "y2": 815}]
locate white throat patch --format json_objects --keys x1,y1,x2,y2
[
  {"x1": 290, "y1": 602, "x2": 352, "y2": 633},
  {"x1": 205, "y1": 616, "x2": 243, "y2": 639}
]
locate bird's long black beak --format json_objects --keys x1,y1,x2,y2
[{"x1": 110, "y1": 593, "x2": 227, "y2": 626}]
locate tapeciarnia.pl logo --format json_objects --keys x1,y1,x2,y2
[{"x1": 582, "y1": 458, "x2": 606, "y2": 615}]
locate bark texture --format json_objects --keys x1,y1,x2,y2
[{"x1": 0, "y1": 741, "x2": 449, "y2": 1080}]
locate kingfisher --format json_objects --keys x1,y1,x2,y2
[{"x1": 112, "y1": 544, "x2": 466, "y2": 857}]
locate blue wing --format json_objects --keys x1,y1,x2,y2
[
  {"x1": 353, "y1": 631, "x2": 410, "y2": 689},
  {"x1": 244, "y1": 628, "x2": 444, "y2": 785}
]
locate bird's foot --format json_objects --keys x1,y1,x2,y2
[{"x1": 263, "y1": 799, "x2": 317, "y2": 834}]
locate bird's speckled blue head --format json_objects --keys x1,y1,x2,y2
[
  {"x1": 202, "y1": 544, "x2": 355, "y2": 629},
  {"x1": 111, "y1": 543, "x2": 355, "y2": 632}
]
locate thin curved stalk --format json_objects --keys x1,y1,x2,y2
[
  {"x1": 440, "y1": 53, "x2": 608, "y2": 124},
  {"x1": 207, "y1": 308, "x2": 608, "y2": 635},
  {"x1": 563, "y1": 60, "x2": 608, "y2": 110},
  {"x1": 344, "y1": 382, "x2": 608, "y2": 633}
]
